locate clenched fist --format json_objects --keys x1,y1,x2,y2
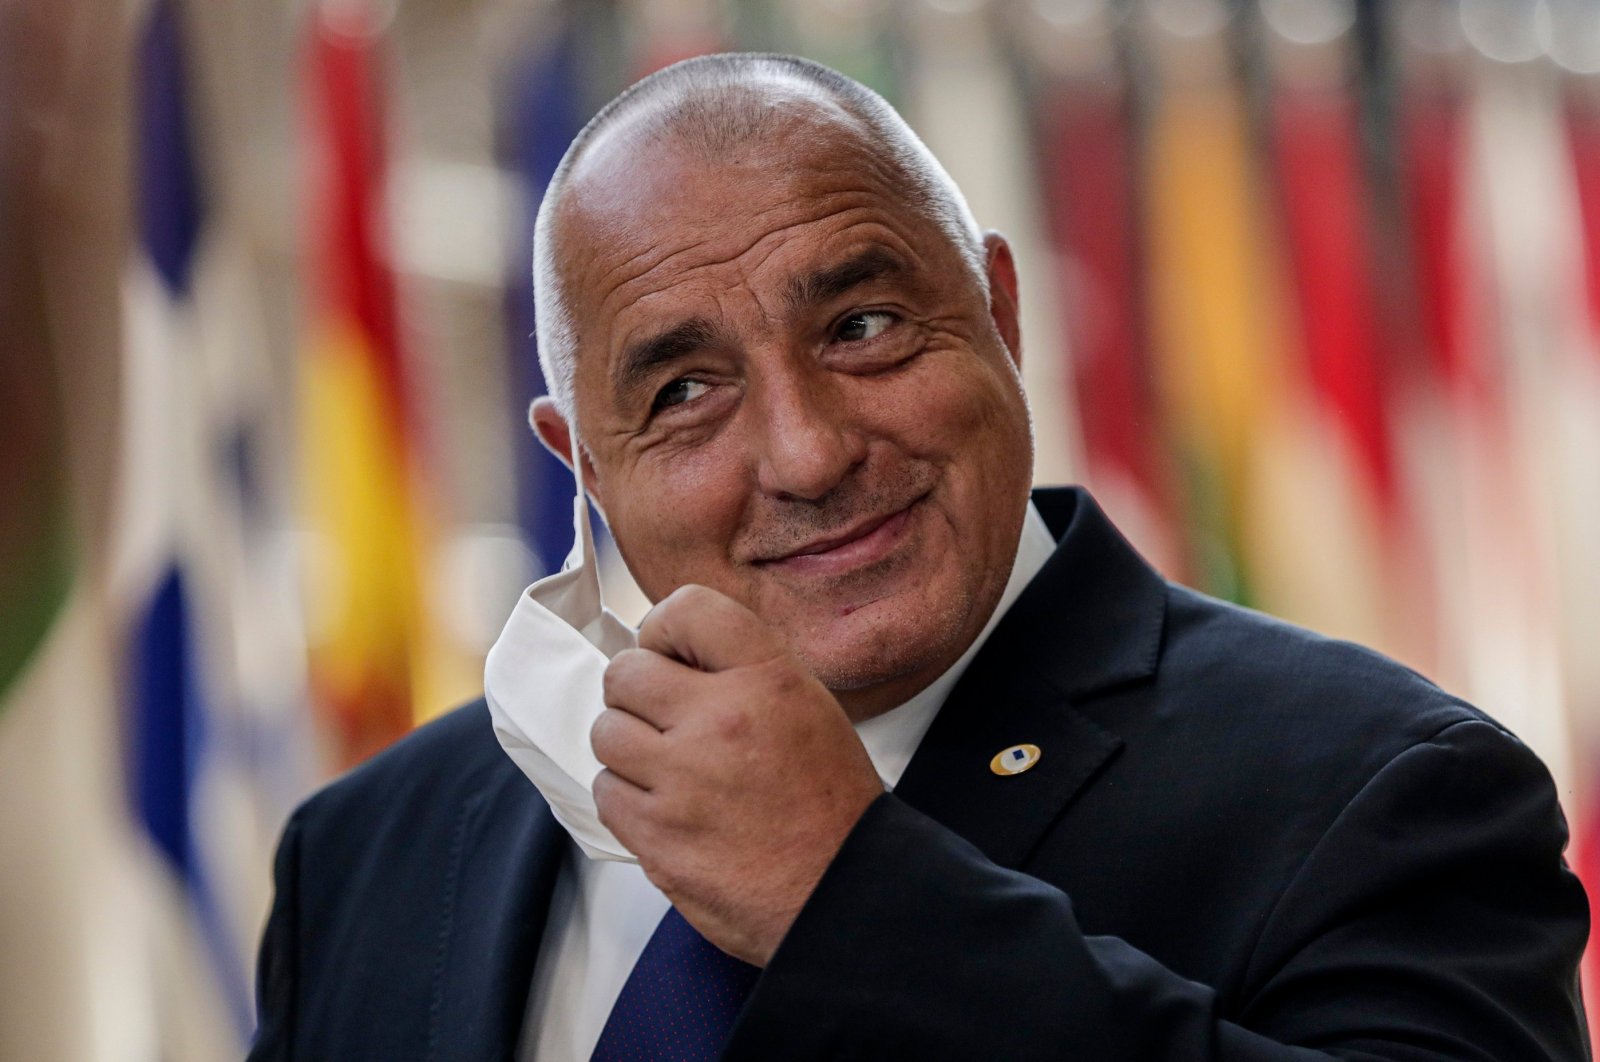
[{"x1": 593, "y1": 583, "x2": 886, "y2": 966}]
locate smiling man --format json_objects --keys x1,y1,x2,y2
[{"x1": 248, "y1": 55, "x2": 1589, "y2": 1061}]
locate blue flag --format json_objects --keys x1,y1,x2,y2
[{"x1": 502, "y1": 22, "x2": 596, "y2": 575}]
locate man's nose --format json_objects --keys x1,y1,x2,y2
[{"x1": 749, "y1": 366, "x2": 868, "y2": 502}]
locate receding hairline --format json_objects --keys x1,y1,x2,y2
[
  {"x1": 532, "y1": 53, "x2": 987, "y2": 426},
  {"x1": 552, "y1": 54, "x2": 890, "y2": 193},
  {"x1": 567, "y1": 72, "x2": 868, "y2": 187}
]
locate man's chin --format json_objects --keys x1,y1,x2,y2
[{"x1": 785, "y1": 596, "x2": 971, "y2": 707}]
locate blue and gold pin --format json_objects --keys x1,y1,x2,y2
[{"x1": 990, "y1": 743, "x2": 1042, "y2": 776}]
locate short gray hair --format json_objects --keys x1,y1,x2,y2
[{"x1": 531, "y1": 53, "x2": 987, "y2": 420}]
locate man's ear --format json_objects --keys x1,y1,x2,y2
[
  {"x1": 529, "y1": 396, "x2": 604, "y2": 509},
  {"x1": 983, "y1": 231, "x2": 1022, "y2": 370},
  {"x1": 530, "y1": 396, "x2": 576, "y2": 467}
]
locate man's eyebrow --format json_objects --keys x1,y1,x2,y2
[
  {"x1": 784, "y1": 247, "x2": 910, "y2": 315},
  {"x1": 614, "y1": 316, "x2": 722, "y2": 403}
]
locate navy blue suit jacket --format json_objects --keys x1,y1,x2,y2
[{"x1": 248, "y1": 488, "x2": 1590, "y2": 1060}]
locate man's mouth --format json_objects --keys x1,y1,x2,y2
[{"x1": 756, "y1": 495, "x2": 926, "y2": 577}]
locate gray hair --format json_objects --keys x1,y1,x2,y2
[{"x1": 532, "y1": 52, "x2": 987, "y2": 420}]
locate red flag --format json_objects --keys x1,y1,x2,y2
[
  {"x1": 1270, "y1": 74, "x2": 1397, "y2": 513},
  {"x1": 1037, "y1": 66, "x2": 1180, "y2": 576},
  {"x1": 300, "y1": 2, "x2": 434, "y2": 767},
  {"x1": 1567, "y1": 91, "x2": 1600, "y2": 362},
  {"x1": 1559, "y1": 83, "x2": 1600, "y2": 1036},
  {"x1": 1258, "y1": 34, "x2": 1435, "y2": 665}
]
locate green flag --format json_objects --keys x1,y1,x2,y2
[{"x1": 0, "y1": 203, "x2": 77, "y2": 705}]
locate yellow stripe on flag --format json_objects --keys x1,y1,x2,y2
[
  {"x1": 300, "y1": 320, "x2": 425, "y2": 766},
  {"x1": 1141, "y1": 24, "x2": 1295, "y2": 604}
]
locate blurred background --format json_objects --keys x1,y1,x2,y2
[{"x1": 3, "y1": 0, "x2": 1599, "y2": 1055}]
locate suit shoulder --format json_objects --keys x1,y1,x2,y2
[
  {"x1": 1055, "y1": 585, "x2": 1567, "y2": 977},
  {"x1": 1158, "y1": 584, "x2": 1500, "y2": 754},
  {"x1": 293, "y1": 698, "x2": 519, "y2": 840}
]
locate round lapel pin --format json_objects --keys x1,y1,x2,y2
[{"x1": 990, "y1": 743, "x2": 1042, "y2": 776}]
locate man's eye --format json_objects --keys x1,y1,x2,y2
[
  {"x1": 652, "y1": 377, "x2": 710, "y2": 413},
  {"x1": 834, "y1": 311, "x2": 897, "y2": 343}
]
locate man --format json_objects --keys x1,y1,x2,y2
[{"x1": 249, "y1": 54, "x2": 1590, "y2": 1060}]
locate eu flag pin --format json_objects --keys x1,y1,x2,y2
[{"x1": 990, "y1": 743, "x2": 1042, "y2": 776}]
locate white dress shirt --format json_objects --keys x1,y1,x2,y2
[{"x1": 518, "y1": 503, "x2": 1058, "y2": 1061}]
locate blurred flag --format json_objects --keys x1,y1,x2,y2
[
  {"x1": 502, "y1": 17, "x2": 591, "y2": 578},
  {"x1": 0, "y1": 230, "x2": 75, "y2": 705},
  {"x1": 772, "y1": 0, "x2": 899, "y2": 100},
  {"x1": 1029, "y1": 1, "x2": 1181, "y2": 575},
  {"x1": 1441, "y1": 53, "x2": 1573, "y2": 792},
  {"x1": 0, "y1": 67, "x2": 143, "y2": 1062},
  {"x1": 1256, "y1": 18, "x2": 1417, "y2": 658},
  {"x1": 1570, "y1": 85, "x2": 1600, "y2": 335},
  {"x1": 300, "y1": 0, "x2": 444, "y2": 763},
  {"x1": 624, "y1": 0, "x2": 729, "y2": 76},
  {"x1": 111, "y1": 0, "x2": 328, "y2": 1051},
  {"x1": 0, "y1": 583, "x2": 155, "y2": 1061},
  {"x1": 1556, "y1": 70, "x2": 1600, "y2": 1027},
  {"x1": 117, "y1": 0, "x2": 250, "y2": 1050},
  {"x1": 0, "y1": 284, "x2": 75, "y2": 703},
  {"x1": 1563, "y1": 84, "x2": 1600, "y2": 811},
  {"x1": 1139, "y1": 8, "x2": 1291, "y2": 606},
  {"x1": 902, "y1": 0, "x2": 1079, "y2": 488},
  {"x1": 1391, "y1": 24, "x2": 1477, "y2": 692}
]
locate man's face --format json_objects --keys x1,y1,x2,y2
[{"x1": 546, "y1": 107, "x2": 1033, "y2": 717}]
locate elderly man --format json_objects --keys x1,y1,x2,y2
[{"x1": 248, "y1": 54, "x2": 1589, "y2": 1061}]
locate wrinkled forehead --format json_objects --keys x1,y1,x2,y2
[{"x1": 554, "y1": 97, "x2": 946, "y2": 311}]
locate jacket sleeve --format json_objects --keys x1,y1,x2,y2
[
  {"x1": 246, "y1": 806, "x2": 305, "y2": 1062},
  {"x1": 726, "y1": 719, "x2": 1590, "y2": 1061}
]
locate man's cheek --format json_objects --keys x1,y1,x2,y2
[
  {"x1": 875, "y1": 354, "x2": 999, "y2": 442},
  {"x1": 614, "y1": 509, "x2": 737, "y2": 602}
]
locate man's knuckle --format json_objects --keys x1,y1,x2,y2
[
  {"x1": 589, "y1": 710, "x2": 619, "y2": 757},
  {"x1": 601, "y1": 664, "x2": 622, "y2": 706},
  {"x1": 656, "y1": 789, "x2": 702, "y2": 832},
  {"x1": 603, "y1": 649, "x2": 642, "y2": 697}
]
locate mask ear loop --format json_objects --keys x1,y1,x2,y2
[
  {"x1": 568, "y1": 439, "x2": 639, "y2": 657},
  {"x1": 570, "y1": 437, "x2": 599, "y2": 576}
]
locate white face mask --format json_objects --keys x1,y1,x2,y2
[{"x1": 484, "y1": 450, "x2": 639, "y2": 862}]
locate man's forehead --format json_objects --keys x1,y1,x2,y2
[
  {"x1": 551, "y1": 102, "x2": 925, "y2": 315},
  {"x1": 554, "y1": 84, "x2": 894, "y2": 244},
  {"x1": 572, "y1": 165, "x2": 936, "y2": 313},
  {"x1": 569, "y1": 76, "x2": 865, "y2": 187}
]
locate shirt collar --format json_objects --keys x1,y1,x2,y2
[{"x1": 853, "y1": 501, "x2": 1057, "y2": 788}]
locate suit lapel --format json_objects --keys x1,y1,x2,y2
[
  {"x1": 894, "y1": 487, "x2": 1167, "y2": 871},
  {"x1": 427, "y1": 763, "x2": 567, "y2": 1062},
  {"x1": 892, "y1": 654, "x2": 1123, "y2": 870}
]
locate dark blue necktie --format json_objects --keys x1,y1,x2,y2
[{"x1": 590, "y1": 907, "x2": 761, "y2": 1062}]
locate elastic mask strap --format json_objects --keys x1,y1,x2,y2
[{"x1": 574, "y1": 442, "x2": 597, "y2": 568}]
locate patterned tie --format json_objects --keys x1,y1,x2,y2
[{"x1": 590, "y1": 907, "x2": 761, "y2": 1061}]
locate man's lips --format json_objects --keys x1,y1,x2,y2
[{"x1": 755, "y1": 496, "x2": 924, "y2": 576}]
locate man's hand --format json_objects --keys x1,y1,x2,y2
[{"x1": 593, "y1": 583, "x2": 885, "y2": 966}]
